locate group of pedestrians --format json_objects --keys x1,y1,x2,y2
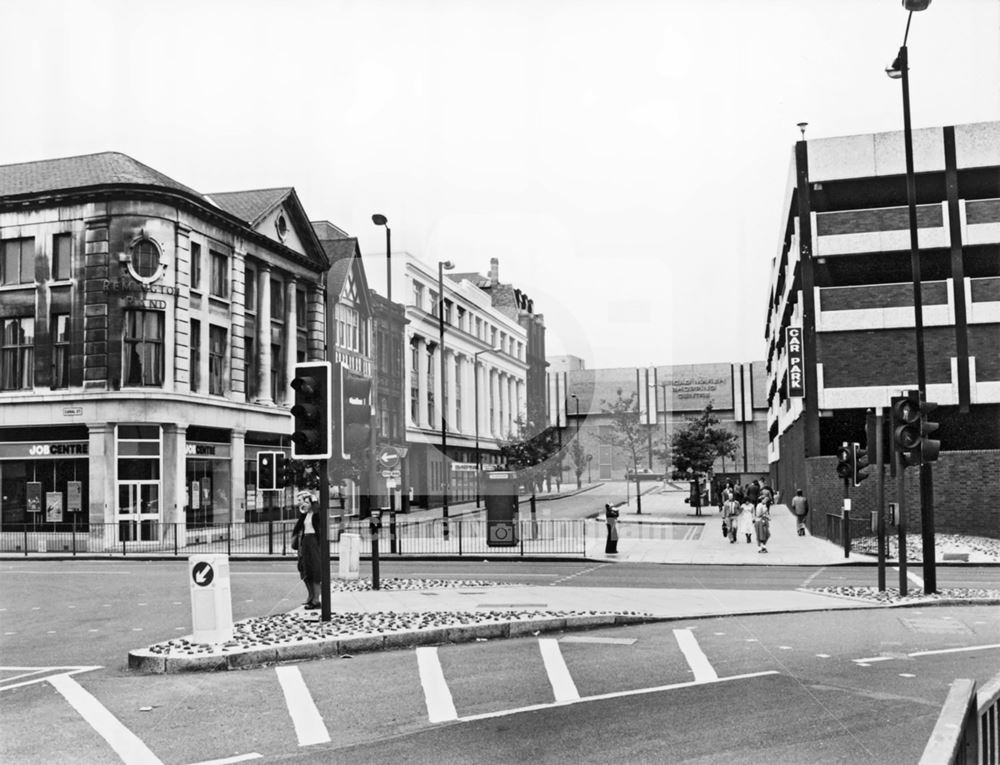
[{"x1": 720, "y1": 480, "x2": 774, "y2": 553}]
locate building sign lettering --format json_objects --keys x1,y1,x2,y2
[
  {"x1": 29, "y1": 443, "x2": 89, "y2": 456},
  {"x1": 102, "y1": 278, "x2": 177, "y2": 310},
  {"x1": 186, "y1": 444, "x2": 218, "y2": 456},
  {"x1": 660, "y1": 377, "x2": 727, "y2": 400},
  {"x1": 786, "y1": 327, "x2": 805, "y2": 397}
]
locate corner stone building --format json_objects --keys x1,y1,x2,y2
[{"x1": 0, "y1": 152, "x2": 330, "y2": 548}]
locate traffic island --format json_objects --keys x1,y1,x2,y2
[{"x1": 128, "y1": 608, "x2": 654, "y2": 674}]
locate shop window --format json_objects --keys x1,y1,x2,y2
[
  {"x1": 190, "y1": 319, "x2": 201, "y2": 392},
  {"x1": 1, "y1": 317, "x2": 34, "y2": 390},
  {"x1": 2, "y1": 237, "x2": 34, "y2": 285},
  {"x1": 190, "y1": 242, "x2": 202, "y2": 290},
  {"x1": 52, "y1": 233, "x2": 71, "y2": 281},
  {"x1": 209, "y1": 325, "x2": 227, "y2": 395},
  {"x1": 123, "y1": 310, "x2": 164, "y2": 387},
  {"x1": 52, "y1": 314, "x2": 70, "y2": 389},
  {"x1": 210, "y1": 249, "x2": 229, "y2": 299}
]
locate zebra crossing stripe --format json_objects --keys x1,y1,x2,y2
[
  {"x1": 275, "y1": 666, "x2": 330, "y2": 746},
  {"x1": 48, "y1": 672, "x2": 164, "y2": 765},
  {"x1": 416, "y1": 647, "x2": 458, "y2": 723},
  {"x1": 673, "y1": 628, "x2": 718, "y2": 682},
  {"x1": 538, "y1": 638, "x2": 580, "y2": 702}
]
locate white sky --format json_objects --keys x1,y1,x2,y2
[{"x1": 2, "y1": 0, "x2": 998, "y2": 368}]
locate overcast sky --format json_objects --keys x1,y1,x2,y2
[{"x1": 2, "y1": 0, "x2": 997, "y2": 368}]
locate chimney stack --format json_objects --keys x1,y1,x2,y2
[{"x1": 489, "y1": 257, "x2": 499, "y2": 285}]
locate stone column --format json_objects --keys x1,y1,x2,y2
[
  {"x1": 416, "y1": 337, "x2": 428, "y2": 428},
  {"x1": 231, "y1": 429, "x2": 246, "y2": 531},
  {"x1": 446, "y1": 351, "x2": 458, "y2": 434},
  {"x1": 162, "y1": 424, "x2": 187, "y2": 546},
  {"x1": 87, "y1": 424, "x2": 115, "y2": 551},
  {"x1": 284, "y1": 277, "x2": 298, "y2": 405},
  {"x1": 490, "y1": 369, "x2": 500, "y2": 437},
  {"x1": 256, "y1": 263, "x2": 272, "y2": 404}
]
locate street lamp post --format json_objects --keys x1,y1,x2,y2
[
  {"x1": 474, "y1": 347, "x2": 502, "y2": 507},
  {"x1": 659, "y1": 382, "x2": 669, "y2": 475},
  {"x1": 886, "y1": 0, "x2": 936, "y2": 594},
  {"x1": 586, "y1": 454, "x2": 592, "y2": 484},
  {"x1": 371, "y1": 214, "x2": 391, "y2": 302},
  {"x1": 438, "y1": 260, "x2": 454, "y2": 538},
  {"x1": 571, "y1": 394, "x2": 580, "y2": 434}
]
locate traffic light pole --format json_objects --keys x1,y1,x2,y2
[
  {"x1": 875, "y1": 409, "x2": 886, "y2": 592},
  {"x1": 896, "y1": 447, "x2": 908, "y2": 598},
  {"x1": 319, "y1": 458, "x2": 331, "y2": 622}
]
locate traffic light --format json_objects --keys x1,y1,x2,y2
[
  {"x1": 290, "y1": 361, "x2": 332, "y2": 459},
  {"x1": 835, "y1": 442, "x2": 853, "y2": 480},
  {"x1": 918, "y1": 396, "x2": 941, "y2": 464},
  {"x1": 258, "y1": 451, "x2": 276, "y2": 490},
  {"x1": 892, "y1": 390, "x2": 922, "y2": 467},
  {"x1": 852, "y1": 442, "x2": 869, "y2": 487},
  {"x1": 339, "y1": 366, "x2": 372, "y2": 460},
  {"x1": 274, "y1": 452, "x2": 288, "y2": 489}
]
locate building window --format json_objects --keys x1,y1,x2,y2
[
  {"x1": 190, "y1": 319, "x2": 201, "y2": 392},
  {"x1": 270, "y1": 278, "x2": 283, "y2": 320},
  {"x1": 270, "y1": 342, "x2": 282, "y2": 401},
  {"x1": 52, "y1": 234, "x2": 71, "y2": 281},
  {"x1": 457, "y1": 307, "x2": 466, "y2": 332},
  {"x1": 131, "y1": 240, "x2": 160, "y2": 280},
  {"x1": 335, "y1": 303, "x2": 367, "y2": 353},
  {"x1": 210, "y1": 250, "x2": 229, "y2": 299},
  {"x1": 2, "y1": 237, "x2": 34, "y2": 285},
  {"x1": 52, "y1": 314, "x2": 70, "y2": 389},
  {"x1": 190, "y1": 242, "x2": 202, "y2": 290},
  {"x1": 410, "y1": 343, "x2": 419, "y2": 424},
  {"x1": 429, "y1": 291, "x2": 439, "y2": 317},
  {"x1": 379, "y1": 396, "x2": 390, "y2": 438},
  {"x1": 209, "y1": 325, "x2": 227, "y2": 395},
  {"x1": 245, "y1": 265, "x2": 256, "y2": 309},
  {"x1": 296, "y1": 289, "x2": 306, "y2": 329},
  {"x1": 244, "y1": 318, "x2": 257, "y2": 401},
  {"x1": 1, "y1": 317, "x2": 34, "y2": 390},
  {"x1": 413, "y1": 282, "x2": 424, "y2": 311},
  {"x1": 123, "y1": 310, "x2": 164, "y2": 387}
]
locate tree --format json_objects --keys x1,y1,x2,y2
[
  {"x1": 670, "y1": 404, "x2": 738, "y2": 475},
  {"x1": 497, "y1": 417, "x2": 561, "y2": 494},
  {"x1": 569, "y1": 437, "x2": 586, "y2": 489},
  {"x1": 598, "y1": 388, "x2": 646, "y2": 473}
]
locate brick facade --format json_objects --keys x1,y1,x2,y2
[{"x1": 818, "y1": 327, "x2": 956, "y2": 387}]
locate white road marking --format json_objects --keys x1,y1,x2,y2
[
  {"x1": 460, "y1": 671, "x2": 779, "y2": 722},
  {"x1": 416, "y1": 647, "x2": 458, "y2": 723},
  {"x1": 909, "y1": 643, "x2": 1000, "y2": 659},
  {"x1": 538, "y1": 638, "x2": 580, "y2": 702},
  {"x1": 186, "y1": 753, "x2": 263, "y2": 765},
  {"x1": 275, "y1": 666, "x2": 330, "y2": 746},
  {"x1": 816, "y1": 654, "x2": 831, "y2": 658},
  {"x1": 900, "y1": 673, "x2": 916, "y2": 678},
  {"x1": 673, "y1": 628, "x2": 718, "y2": 682},
  {"x1": 779, "y1": 646, "x2": 792, "y2": 650},
  {"x1": 559, "y1": 636, "x2": 636, "y2": 645},
  {"x1": 854, "y1": 656, "x2": 894, "y2": 664},
  {"x1": 801, "y1": 567, "x2": 826, "y2": 588},
  {"x1": 48, "y1": 672, "x2": 164, "y2": 765}
]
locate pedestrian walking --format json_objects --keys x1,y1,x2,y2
[
  {"x1": 604, "y1": 503, "x2": 619, "y2": 554},
  {"x1": 737, "y1": 500, "x2": 755, "y2": 544},
  {"x1": 724, "y1": 498, "x2": 741, "y2": 543},
  {"x1": 791, "y1": 489, "x2": 810, "y2": 536},
  {"x1": 292, "y1": 492, "x2": 323, "y2": 609},
  {"x1": 754, "y1": 499, "x2": 771, "y2": 553}
]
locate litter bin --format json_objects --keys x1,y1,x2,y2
[{"x1": 188, "y1": 554, "x2": 233, "y2": 644}]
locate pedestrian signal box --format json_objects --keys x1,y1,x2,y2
[{"x1": 483, "y1": 471, "x2": 518, "y2": 547}]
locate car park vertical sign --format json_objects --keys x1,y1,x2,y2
[{"x1": 786, "y1": 327, "x2": 804, "y2": 397}]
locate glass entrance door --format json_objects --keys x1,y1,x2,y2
[{"x1": 118, "y1": 482, "x2": 159, "y2": 542}]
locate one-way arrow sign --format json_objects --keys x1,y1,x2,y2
[{"x1": 192, "y1": 561, "x2": 214, "y2": 587}]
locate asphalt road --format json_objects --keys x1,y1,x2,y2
[{"x1": 2, "y1": 600, "x2": 997, "y2": 764}]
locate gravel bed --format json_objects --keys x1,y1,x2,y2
[
  {"x1": 327, "y1": 577, "x2": 508, "y2": 592},
  {"x1": 810, "y1": 585, "x2": 1000, "y2": 605},
  {"x1": 850, "y1": 533, "x2": 1000, "y2": 563}
]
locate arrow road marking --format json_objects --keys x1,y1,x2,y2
[
  {"x1": 538, "y1": 638, "x2": 580, "y2": 702},
  {"x1": 674, "y1": 628, "x2": 718, "y2": 683},
  {"x1": 48, "y1": 671, "x2": 164, "y2": 765},
  {"x1": 417, "y1": 647, "x2": 458, "y2": 723},
  {"x1": 275, "y1": 666, "x2": 330, "y2": 746}
]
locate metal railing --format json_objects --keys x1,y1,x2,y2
[
  {"x1": 920, "y1": 670, "x2": 1000, "y2": 764},
  {"x1": 825, "y1": 512, "x2": 873, "y2": 558},
  {"x1": 0, "y1": 519, "x2": 593, "y2": 558}
]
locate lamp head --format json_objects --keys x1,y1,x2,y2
[
  {"x1": 372, "y1": 213, "x2": 387, "y2": 226},
  {"x1": 885, "y1": 55, "x2": 904, "y2": 79},
  {"x1": 440, "y1": 260, "x2": 455, "y2": 270},
  {"x1": 796, "y1": 122, "x2": 808, "y2": 139},
  {"x1": 902, "y1": 0, "x2": 931, "y2": 10}
]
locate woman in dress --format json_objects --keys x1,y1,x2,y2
[
  {"x1": 754, "y1": 499, "x2": 771, "y2": 554},
  {"x1": 292, "y1": 494, "x2": 323, "y2": 609},
  {"x1": 737, "y1": 499, "x2": 755, "y2": 545}
]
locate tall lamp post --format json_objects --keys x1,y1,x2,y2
[
  {"x1": 659, "y1": 382, "x2": 669, "y2": 476},
  {"x1": 886, "y1": 0, "x2": 936, "y2": 594},
  {"x1": 570, "y1": 393, "x2": 580, "y2": 434},
  {"x1": 438, "y1": 260, "x2": 455, "y2": 539},
  {"x1": 474, "y1": 347, "x2": 502, "y2": 507},
  {"x1": 371, "y1": 214, "x2": 391, "y2": 302}
]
